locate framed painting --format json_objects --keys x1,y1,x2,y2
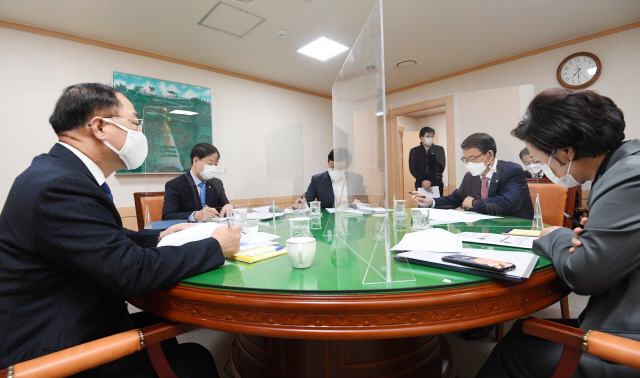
[{"x1": 113, "y1": 72, "x2": 212, "y2": 174}]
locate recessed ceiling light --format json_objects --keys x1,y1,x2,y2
[
  {"x1": 395, "y1": 59, "x2": 418, "y2": 69},
  {"x1": 297, "y1": 37, "x2": 349, "y2": 61},
  {"x1": 169, "y1": 110, "x2": 199, "y2": 116}
]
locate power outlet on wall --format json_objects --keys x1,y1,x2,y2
[{"x1": 216, "y1": 167, "x2": 227, "y2": 174}]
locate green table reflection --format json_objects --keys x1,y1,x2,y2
[{"x1": 181, "y1": 211, "x2": 549, "y2": 294}]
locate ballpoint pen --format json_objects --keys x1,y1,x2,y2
[
  {"x1": 563, "y1": 212, "x2": 583, "y2": 228},
  {"x1": 408, "y1": 191, "x2": 426, "y2": 198},
  {"x1": 244, "y1": 246, "x2": 284, "y2": 257}
]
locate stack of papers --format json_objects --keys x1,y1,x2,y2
[
  {"x1": 157, "y1": 224, "x2": 283, "y2": 263},
  {"x1": 427, "y1": 209, "x2": 502, "y2": 223},
  {"x1": 391, "y1": 228, "x2": 464, "y2": 253},
  {"x1": 397, "y1": 249, "x2": 538, "y2": 282},
  {"x1": 456, "y1": 231, "x2": 536, "y2": 249},
  {"x1": 231, "y1": 246, "x2": 288, "y2": 264},
  {"x1": 247, "y1": 212, "x2": 284, "y2": 221},
  {"x1": 418, "y1": 187, "x2": 440, "y2": 199}
]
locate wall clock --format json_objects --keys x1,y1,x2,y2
[{"x1": 557, "y1": 52, "x2": 601, "y2": 89}]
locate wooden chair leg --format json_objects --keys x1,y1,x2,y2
[
  {"x1": 147, "y1": 343, "x2": 179, "y2": 378},
  {"x1": 560, "y1": 297, "x2": 570, "y2": 319},
  {"x1": 495, "y1": 322, "x2": 504, "y2": 342},
  {"x1": 550, "y1": 346, "x2": 582, "y2": 378}
]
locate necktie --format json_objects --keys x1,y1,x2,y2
[
  {"x1": 198, "y1": 182, "x2": 206, "y2": 208},
  {"x1": 101, "y1": 182, "x2": 113, "y2": 202},
  {"x1": 481, "y1": 176, "x2": 489, "y2": 199}
]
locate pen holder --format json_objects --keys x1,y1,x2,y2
[{"x1": 286, "y1": 237, "x2": 316, "y2": 269}]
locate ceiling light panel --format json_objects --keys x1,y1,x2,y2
[
  {"x1": 198, "y1": 1, "x2": 266, "y2": 38},
  {"x1": 297, "y1": 37, "x2": 349, "y2": 61}
]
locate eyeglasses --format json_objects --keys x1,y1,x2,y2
[
  {"x1": 104, "y1": 117, "x2": 144, "y2": 131},
  {"x1": 460, "y1": 154, "x2": 483, "y2": 164}
]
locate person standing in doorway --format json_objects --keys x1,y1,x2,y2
[{"x1": 408, "y1": 127, "x2": 446, "y2": 196}]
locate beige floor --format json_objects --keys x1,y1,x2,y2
[{"x1": 131, "y1": 292, "x2": 589, "y2": 378}]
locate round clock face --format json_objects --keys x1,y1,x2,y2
[{"x1": 557, "y1": 52, "x2": 601, "y2": 89}]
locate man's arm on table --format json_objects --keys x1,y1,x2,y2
[{"x1": 36, "y1": 175, "x2": 224, "y2": 298}]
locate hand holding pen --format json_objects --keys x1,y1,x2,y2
[{"x1": 568, "y1": 215, "x2": 588, "y2": 254}]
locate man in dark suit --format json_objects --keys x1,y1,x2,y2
[
  {"x1": 0, "y1": 83, "x2": 241, "y2": 377},
  {"x1": 162, "y1": 143, "x2": 234, "y2": 221},
  {"x1": 408, "y1": 127, "x2": 446, "y2": 196},
  {"x1": 519, "y1": 147, "x2": 546, "y2": 179},
  {"x1": 413, "y1": 133, "x2": 533, "y2": 220},
  {"x1": 296, "y1": 148, "x2": 368, "y2": 209}
]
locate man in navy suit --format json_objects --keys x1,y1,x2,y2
[
  {"x1": 413, "y1": 133, "x2": 533, "y2": 220},
  {"x1": 296, "y1": 148, "x2": 368, "y2": 209},
  {"x1": 0, "y1": 83, "x2": 241, "y2": 377},
  {"x1": 162, "y1": 143, "x2": 234, "y2": 221}
]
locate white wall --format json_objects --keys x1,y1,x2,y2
[
  {"x1": 0, "y1": 27, "x2": 332, "y2": 207},
  {"x1": 387, "y1": 27, "x2": 640, "y2": 188}
]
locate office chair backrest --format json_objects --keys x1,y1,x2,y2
[
  {"x1": 133, "y1": 192, "x2": 165, "y2": 231},
  {"x1": 526, "y1": 179, "x2": 577, "y2": 228}
]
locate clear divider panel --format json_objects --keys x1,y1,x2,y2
[{"x1": 332, "y1": 0, "x2": 414, "y2": 286}]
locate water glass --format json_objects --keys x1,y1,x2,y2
[
  {"x1": 290, "y1": 217, "x2": 311, "y2": 238},
  {"x1": 310, "y1": 215, "x2": 322, "y2": 230},
  {"x1": 411, "y1": 208, "x2": 431, "y2": 231},
  {"x1": 233, "y1": 208, "x2": 248, "y2": 226},
  {"x1": 393, "y1": 200, "x2": 407, "y2": 216},
  {"x1": 310, "y1": 200, "x2": 321, "y2": 215}
]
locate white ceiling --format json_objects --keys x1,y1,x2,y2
[{"x1": 1, "y1": 0, "x2": 639, "y2": 96}]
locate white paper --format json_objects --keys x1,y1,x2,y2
[
  {"x1": 426, "y1": 208, "x2": 501, "y2": 223},
  {"x1": 247, "y1": 212, "x2": 284, "y2": 221},
  {"x1": 325, "y1": 208, "x2": 336, "y2": 213},
  {"x1": 157, "y1": 223, "x2": 223, "y2": 247},
  {"x1": 391, "y1": 228, "x2": 464, "y2": 252},
  {"x1": 418, "y1": 186, "x2": 440, "y2": 199},
  {"x1": 456, "y1": 232, "x2": 536, "y2": 249},
  {"x1": 397, "y1": 248, "x2": 539, "y2": 279}
]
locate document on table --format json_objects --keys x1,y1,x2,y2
[
  {"x1": 157, "y1": 223, "x2": 280, "y2": 251},
  {"x1": 391, "y1": 228, "x2": 464, "y2": 253},
  {"x1": 426, "y1": 209, "x2": 501, "y2": 223},
  {"x1": 397, "y1": 248, "x2": 539, "y2": 281},
  {"x1": 456, "y1": 231, "x2": 536, "y2": 249},
  {"x1": 418, "y1": 186, "x2": 440, "y2": 199},
  {"x1": 247, "y1": 212, "x2": 284, "y2": 221}
]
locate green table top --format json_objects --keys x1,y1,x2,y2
[{"x1": 181, "y1": 211, "x2": 551, "y2": 294}]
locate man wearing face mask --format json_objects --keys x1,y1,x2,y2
[
  {"x1": 408, "y1": 127, "x2": 446, "y2": 195},
  {"x1": 162, "y1": 143, "x2": 234, "y2": 221},
  {"x1": 294, "y1": 148, "x2": 368, "y2": 209},
  {"x1": 0, "y1": 83, "x2": 242, "y2": 377},
  {"x1": 413, "y1": 133, "x2": 533, "y2": 220},
  {"x1": 476, "y1": 89, "x2": 640, "y2": 378},
  {"x1": 519, "y1": 147, "x2": 546, "y2": 179}
]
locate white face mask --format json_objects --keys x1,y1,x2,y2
[
  {"x1": 423, "y1": 137, "x2": 434, "y2": 147},
  {"x1": 197, "y1": 159, "x2": 217, "y2": 180},
  {"x1": 526, "y1": 163, "x2": 542, "y2": 175},
  {"x1": 466, "y1": 154, "x2": 489, "y2": 176},
  {"x1": 102, "y1": 119, "x2": 148, "y2": 170},
  {"x1": 540, "y1": 151, "x2": 582, "y2": 188},
  {"x1": 328, "y1": 168, "x2": 344, "y2": 181}
]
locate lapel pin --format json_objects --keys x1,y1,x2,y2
[{"x1": 495, "y1": 180, "x2": 499, "y2": 183}]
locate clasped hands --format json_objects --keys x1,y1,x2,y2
[
  {"x1": 539, "y1": 216, "x2": 588, "y2": 254},
  {"x1": 194, "y1": 204, "x2": 235, "y2": 220}
]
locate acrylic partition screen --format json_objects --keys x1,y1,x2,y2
[
  {"x1": 137, "y1": 105, "x2": 304, "y2": 231},
  {"x1": 331, "y1": 0, "x2": 414, "y2": 285}
]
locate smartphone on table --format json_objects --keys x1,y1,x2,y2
[{"x1": 442, "y1": 255, "x2": 516, "y2": 272}]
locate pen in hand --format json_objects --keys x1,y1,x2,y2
[
  {"x1": 408, "y1": 191, "x2": 426, "y2": 198},
  {"x1": 563, "y1": 212, "x2": 582, "y2": 228}
]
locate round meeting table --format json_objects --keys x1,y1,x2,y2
[{"x1": 130, "y1": 211, "x2": 569, "y2": 378}]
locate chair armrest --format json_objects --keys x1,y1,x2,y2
[{"x1": 3, "y1": 322, "x2": 193, "y2": 378}]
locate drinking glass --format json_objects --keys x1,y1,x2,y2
[
  {"x1": 310, "y1": 200, "x2": 321, "y2": 215},
  {"x1": 233, "y1": 208, "x2": 248, "y2": 226},
  {"x1": 290, "y1": 217, "x2": 311, "y2": 238},
  {"x1": 411, "y1": 208, "x2": 431, "y2": 231}
]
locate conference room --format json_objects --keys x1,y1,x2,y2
[{"x1": 1, "y1": 1, "x2": 640, "y2": 377}]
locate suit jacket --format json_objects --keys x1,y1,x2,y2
[
  {"x1": 162, "y1": 172, "x2": 230, "y2": 220},
  {"x1": 534, "y1": 139, "x2": 640, "y2": 344},
  {"x1": 0, "y1": 144, "x2": 224, "y2": 369},
  {"x1": 434, "y1": 160, "x2": 534, "y2": 220},
  {"x1": 408, "y1": 144, "x2": 446, "y2": 191},
  {"x1": 303, "y1": 171, "x2": 368, "y2": 209}
]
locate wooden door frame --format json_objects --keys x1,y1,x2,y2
[{"x1": 386, "y1": 96, "x2": 455, "y2": 207}]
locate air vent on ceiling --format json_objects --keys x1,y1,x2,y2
[
  {"x1": 393, "y1": 59, "x2": 420, "y2": 69},
  {"x1": 198, "y1": 1, "x2": 266, "y2": 38}
]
